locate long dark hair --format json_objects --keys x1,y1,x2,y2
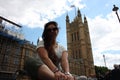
[{"x1": 42, "y1": 21, "x2": 59, "y2": 67}]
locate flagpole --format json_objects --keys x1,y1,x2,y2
[
  {"x1": 70, "y1": 5, "x2": 76, "y2": 17},
  {"x1": 73, "y1": 5, "x2": 76, "y2": 17}
]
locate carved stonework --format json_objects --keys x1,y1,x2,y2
[{"x1": 66, "y1": 9, "x2": 95, "y2": 77}]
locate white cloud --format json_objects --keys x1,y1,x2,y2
[
  {"x1": 88, "y1": 11, "x2": 120, "y2": 69},
  {"x1": 0, "y1": 0, "x2": 85, "y2": 28}
]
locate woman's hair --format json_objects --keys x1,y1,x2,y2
[
  {"x1": 42, "y1": 21, "x2": 59, "y2": 67},
  {"x1": 42, "y1": 21, "x2": 58, "y2": 40}
]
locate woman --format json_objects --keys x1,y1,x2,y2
[{"x1": 24, "y1": 21, "x2": 74, "y2": 80}]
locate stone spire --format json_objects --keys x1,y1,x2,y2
[
  {"x1": 66, "y1": 14, "x2": 69, "y2": 22},
  {"x1": 77, "y1": 8, "x2": 81, "y2": 17},
  {"x1": 84, "y1": 15, "x2": 88, "y2": 23},
  {"x1": 77, "y1": 8, "x2": 82, "y2": 23}
]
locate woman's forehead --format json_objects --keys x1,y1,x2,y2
[{"x1": 47, "y1": 24, "x2": 56, "y2": 28}]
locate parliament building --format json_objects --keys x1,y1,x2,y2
[
  {"x1": 66, "y1": 9, "x2": 96, "y2": 77},
  {"x1": 0, "y1": 16, "x2": 36, "y2": 80}
]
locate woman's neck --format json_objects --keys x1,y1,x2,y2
[{"x1": 53, "y1": 42, "x2": 58, "y2": 48}]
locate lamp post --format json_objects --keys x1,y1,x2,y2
[
  {"x1": 103, "y1": 54, "x2": 107, "y2": 67},
  {"x1": 112, "y1": 5, "x2": 120, "y2": 23}
]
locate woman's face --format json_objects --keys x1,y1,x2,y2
[{"x1": 46, "y1": 24, "x2": 59, "y2": 35}]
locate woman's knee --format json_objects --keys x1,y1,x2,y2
[{"x1": 38, "y1": 64, "x2": 55, "y2": 80}]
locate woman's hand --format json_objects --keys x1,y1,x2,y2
[
  {"x1": 64, "y1": 72, "x2": 75, "y2": 80},
  {"x1": 54, "y1": 71, "x2": 66, "y2": 80}
]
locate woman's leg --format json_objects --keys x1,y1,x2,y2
[{"x1": 38, "y1": 64, "x2": 55, "y2": 80}]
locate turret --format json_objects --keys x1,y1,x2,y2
[
  {"x1": 66, "y1": 14, "x2": 69, "y2": 23},
  {"x1": 77, "y1": 9, "x2": 83, "y2": 24},
  {"x1": 84, "y1": 15, "x2": 88, "y2": 23},
  {"x1": 77, "y1": 9, "x2": 81, "y2": 17}
]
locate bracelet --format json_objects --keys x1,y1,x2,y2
[
  {"x1": 53, "y1": 68, "x2": 59, "y2": 73},
  {"x1": 64, "y1": 72, "x2": 72, "y2": 76}
]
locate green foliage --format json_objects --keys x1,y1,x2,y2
[{"x1": 94, "y1": 65, "x2": 111, "y2": 79}]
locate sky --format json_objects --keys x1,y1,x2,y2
[{"x1": 0, "y1": 0, "x2": 120, "y2": 69}]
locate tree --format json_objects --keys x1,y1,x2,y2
[{"x1": 94, "y1": 65, "x2": 111, "y2": 80}]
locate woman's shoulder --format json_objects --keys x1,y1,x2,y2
[
  {"x1": 38, "y1": 40, "x2": 44, "y2": 44},
  {"x1": 57, "y1": 43, "x2": 67, "y2": 51},
  {"x1": 36, "y1": 40, "x2": 44, "y2": 49}
]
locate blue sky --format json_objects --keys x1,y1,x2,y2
[{"x1": 0, "y1": 0, "x2": 120, "y2": 69}]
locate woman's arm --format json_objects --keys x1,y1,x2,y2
[
  {"x1": 37, "y1": 47, "x2": 57, "y2": 72},
  {"x1": 61, "y1": 51, "x2": 75, "y2": 80},
  {"x1": 61, "y1": 51, "x2": 70, "y2": 73},
  {"x1": 37, "y1": 47, "x2": 66, "y2": 80}
]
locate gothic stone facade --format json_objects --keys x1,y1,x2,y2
[
  {"x1": 0, "y1": 19, "x2": 36, "y2": 80},
  {"x1": 66, "y1": 9, "x2": 95, "y2": 77}
]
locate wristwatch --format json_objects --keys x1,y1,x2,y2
[{"x1": 64, "y1": 72, "x2": 72, "y2": 76}]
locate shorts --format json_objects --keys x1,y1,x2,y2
[{"x1": 24, "y1": 56, "x2": 44, "y2": 79}]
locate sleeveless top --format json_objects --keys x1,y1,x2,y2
[{"x1": 36, "y1": 40, "x2": 67, "y2": 69}]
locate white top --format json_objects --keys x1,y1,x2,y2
[{"x1": 36, "y1": 40, "x2": 67, "y2": 59}]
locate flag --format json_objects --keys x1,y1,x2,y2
[
  {"x1": 70, "y1": 5, "x2": 76, "y2": 16},
  {"x1": 70, "y1": 5, "x2": 75, "y2": 8}
]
